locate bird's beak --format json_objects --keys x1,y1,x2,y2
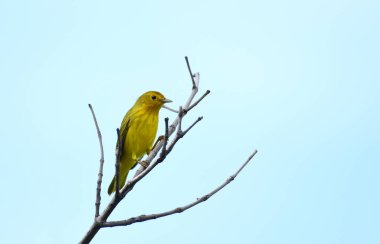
[{"x1": 161, "y1": 98, "x2": 172, "y2": 103}]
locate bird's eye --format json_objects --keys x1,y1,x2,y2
[{"x1": 151, "y1": 95, "x2": 157, "y2": 100}]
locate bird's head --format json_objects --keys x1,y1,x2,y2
[{"x1": 135, "y1": 91, "x2": 172, "y2": 109}]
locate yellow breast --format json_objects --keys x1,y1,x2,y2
[{"x1": 123, "y1": 108, "x2": 159, "y2": 161}]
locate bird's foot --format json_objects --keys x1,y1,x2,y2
[{"x1": 139, "y1": 160, "x2": 149, "y2": 169}]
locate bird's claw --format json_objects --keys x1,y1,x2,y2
[
  {"x1": 139, "y1": 160, "x2": 149, "y2": 169},
  {"x1": 157, "y1": 135, "x2": 165, "y2": 141}
]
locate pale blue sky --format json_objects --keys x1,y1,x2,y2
[{"x1": 0, "y1": 0, "x2": 379, "y2": 243}]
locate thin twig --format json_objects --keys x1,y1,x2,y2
[
  {"x1": 88, "y1": 104, "x2": 105, "y2": 219},
  {"x1": 166, "y1": 116, "x2": 203, "y2": 154},
  {"x1": 186, "y1": 90, "x2": 210, "y2": 114},
  {"x1": 163, "y1": 105, "x2": 179, "y2": 113},
  {"x1": 185, "y1": 56, "x2": 196, "y2": 89},
  {"x1": 115, "y1": 128, "x2": 121, "y2": 198},
  {"x1": 182, "y1": 116, "x2": 203, "y2": 137},
  {"x1": 101, "y1": 150, "x2": 258, "y2": 228},
  {"x1": 177, "y1": 106, "x2": 183, "y2": 135},
  {"x1": 160, "y1": 118, "x2": 169, "y2": 158}
]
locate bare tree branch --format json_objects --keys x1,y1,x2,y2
[
  {"x1": 165, "y1": 116, "x2": 203, "y2": 155},
  {"x1": 185, "y1": 90, "x2": 210, "y2": 114},
  {"x1": 181, "y1": 116, "x2": 203, "y2": 137},
  {"x1": 177, "y1": 106, "x2": 183, "y2": 135},
  {"x1": 160, "y1": 117, "x2": 169, "y2": 158},
  {"x1": 162, "y1": 105, "x2": 179, "y2": 113},
  {"x1": 164, "y1": 87, "x2": 210, "y2": 115},
  {"x1": 185, "y1": 56, "x2": 196, "y2": 89},
  {"x1": 80, "y1": 57, "x2": 211, "y2": 243},
  {"x1": 101, "y1": 149, "x2": 258, "y2": 228},
  {"x1": 88, "y1": 104, "x2": 104, "y2": 219}
]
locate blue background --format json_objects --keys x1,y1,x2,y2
[{"x1": 1, "y1": 0, "x2": 379, "y2": 243}]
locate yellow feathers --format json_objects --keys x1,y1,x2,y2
[{"x1": 107, "y1": 91, "x2": 171, "y2": 195}]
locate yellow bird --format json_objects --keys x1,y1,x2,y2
[{"x1": 108, "y1": 91, "x2": 172, "y2": 195}]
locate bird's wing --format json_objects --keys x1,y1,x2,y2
[{"x1": 117, "y1": 112, "x2": 131, "y2": 157}]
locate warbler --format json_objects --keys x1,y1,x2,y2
[{"x1": 108, "y1": 91, "x2": 172, "y2": 195}]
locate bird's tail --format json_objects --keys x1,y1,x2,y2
[{"x1": 107, "y1": 169, "x2": 129, "y2": 195}]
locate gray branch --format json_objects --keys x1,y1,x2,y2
[
  {"x1": 101, "y1": 150, "x2": 258, "y2": 228},
  {"x1": 185, "y1": 89, "x2": 210, "y2": 114},
  {"x1": 160, "y1": 118, "x2": 169, "y2": 158},
  {"x1": 162, "y1": 105, "x2": 179, "y2": 113},
  {"x1": 88, "y1": 104, "x2": 104, "y2": 219},
  {"x1": 80, "y1": 57, "x2": 209, "y2": 244},
  {"x1": 165, "y1": 116, "x2": 203, "y2": 155},
  {"x1": 185, "y1": 56, "x2": 196, "y2": 88}
]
